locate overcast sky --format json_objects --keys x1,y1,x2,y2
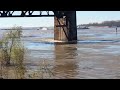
[{"x1": 0, "y1": 11, "x2": 120, "y2": 27}]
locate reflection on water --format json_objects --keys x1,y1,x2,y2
[{"x1": 53, "y1": 44, "x2": 78, "y2": 79}]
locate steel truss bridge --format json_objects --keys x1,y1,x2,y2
[
  {"x1": 0, "y1": 11, "x2": 77, "y2": 42},
  {"x1": 0, "y1": 11, "x2": 67, "y2": 17}
]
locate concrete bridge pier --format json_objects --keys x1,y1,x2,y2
[{"x1": 54, "y1": 11, "x2": 77, "y2": 43}]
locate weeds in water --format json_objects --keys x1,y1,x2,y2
[
  {"x1": 0, "y1": 26, "x2": 23, "y2": 65},
  {"x1": 39, "y1": 60, "x2": 54, "y2": 79},
  {"x1": 0, "y1": 26, "x2": 54, "y2": 79},
  {"x1": 26, "y1": 60, "x2": 54, "y2": 79},
  {"x1": 0, "y1": 26, "x2": 26, "y2": 79}
]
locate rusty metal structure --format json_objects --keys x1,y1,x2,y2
[{"x1": 0, "y1": 11, "x2": 77, "y2": 42}]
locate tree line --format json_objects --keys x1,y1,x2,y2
[{"x1": 79, "y1": 20, "x2": 120, "y2": 27}]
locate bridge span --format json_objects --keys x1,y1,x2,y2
[{"x1": 0, "y1": 11, "x2": 77, "y2": 42}]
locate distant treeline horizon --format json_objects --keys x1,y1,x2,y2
[{"x1": 79, "y1": 20, "x2": 120, "y2": 27}]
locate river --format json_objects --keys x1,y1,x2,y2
[{"x1": 1, "y1": 27, "x2": 120, "y2": 79}]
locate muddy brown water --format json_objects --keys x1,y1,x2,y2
[{"x1": 0, "y1": 27, "x2": 120, "y2": 79}]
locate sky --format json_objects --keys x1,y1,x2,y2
[{"x1": 0, "y1": 11, "x2": 120, "y2": 27}]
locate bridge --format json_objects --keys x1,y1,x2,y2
[{"x1": 0, "y1": 11, "x2": 77, "y2": 42}]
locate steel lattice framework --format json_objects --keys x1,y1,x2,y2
[
  {"x1": 0, "y1": 11, "x2": 77, "y2": 41},
  {"x1": 0, "y1": 11, "x2": 67, "y2": 17}
]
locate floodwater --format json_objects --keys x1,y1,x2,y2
[{"x1": 1, "y1": 27, "x2": 120, "y2": 79}]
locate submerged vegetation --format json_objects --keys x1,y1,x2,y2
[
  {"x1": 0, "y1": 26, "x2": 25, "y2": 79},
  {"x1": 0, "y1": 26, "x2": 54, "y2": 79},
  {"x1": 0, "y1": 26, "x2": 24, "y2": 66}
]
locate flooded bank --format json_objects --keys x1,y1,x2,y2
[{"x1": 0, "y1": 27, "x2": 120, "y2": 79}]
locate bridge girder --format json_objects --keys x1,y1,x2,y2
[
  {"x1": 0, "y1": 11, "x2": 69, "y2": 17},
  {"x1": 0, "y1": 11, "x2": 77, "y2": 42}
]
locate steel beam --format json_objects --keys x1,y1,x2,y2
[
  {"x1": 0, "y1": 11, "x2": 54, "y2": 17},
  {"x1": 0, "y1": 11, "x2": 77, "y2": 43}
]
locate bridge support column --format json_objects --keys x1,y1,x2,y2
[{"x1": 54, "y1": 11, "x2": 77, "y2": 43}]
